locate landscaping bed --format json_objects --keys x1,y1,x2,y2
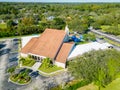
[
  {"x1": 39, "y1": 65, "x2": 62, "y2": 73},
  {"x1": 9, "y1": 69, "x2": 31, "y2": 85},
  {"x1": 38, "y1": 58, "x2": 63, "y2": 73},
  {"x1": 19, "y1": 57, "x2": 36, "y2": 67},
  {"x1": 75, "y1": 41, "x2": 88, "y2": 45}
]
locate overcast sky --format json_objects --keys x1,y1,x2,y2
[{"x1": 0, "y1": 0, "x2": 120, "y2": 2}]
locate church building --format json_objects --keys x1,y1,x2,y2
[{"x1": 20, "y1": 26, "x2": 74, "y2": 68}]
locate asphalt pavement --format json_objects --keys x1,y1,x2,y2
[
  {"x1": 91, "y1": 29, "x2": 120, "y2": 43},
  {"x1": 0, "y1": 39, "x2": 73, "y2": 90}
]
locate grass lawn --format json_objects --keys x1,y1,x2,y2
[
  {"x1": 101, "y1": 25, "x2": 110, "y2": 29},
  {"x1": 101, "y1": 25, "x2": 111, "y2": 33},
  {"x1": 0, "y1": 23, "x2": 7, "y2": 29},
  {"x1": 39, "y1": 65, "x2": 63, "y2": 73},
  {"x1": 76, "y1": 41, "x2": 89, "y2": 45},
  {"x1": 104, "y1": 38, "x2": 120, "y2": 47},
  {"x1": 77, "y1": 78, "x2": 120, "y2": 90},
  {"x1": 77, "y1": 83, "x2": 98, "y2": 90},
  {"x1": 20, "y1": 57, "x2": 36, "y2": 67},
  {"x1": 101, "y1": 78, "x2": 120, "y2": 90}
]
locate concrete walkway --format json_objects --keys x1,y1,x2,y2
[{"x1": 32, "y1": 62, "x2": 42, "y2": 71}]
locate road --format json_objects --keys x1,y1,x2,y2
[
  {"x1": 91, "y1": 29, "x2": 120, "y2": 43},
  {"x1": 0, "y1": 39, "x2": 73, "y2": 90}
]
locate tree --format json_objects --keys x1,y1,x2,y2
[
  {"x1": 7, "y1": 20, "x2": 16, "y2": 30},
  {"x1": 68, "y1": 17, "x2": 89, "y2": 33},
  {"x1": 42, "y1": 58, "x2": 52, "y2": 68},
  {"x1": 52, "y1": 18, "x2": 66, "y2": 29},
  {"x1": 83, "y1": 33, "x2": 96, "y2": 41},
  {"x1": 21, "y1": 17, "x2": 35, "y2": 26},
  {"x1": 68, "y1": 49, "x2": 120, "y2": 89}
]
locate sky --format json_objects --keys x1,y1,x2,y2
[{"x1": 0, "y1": 0, "x2": 120, "y2": 2}]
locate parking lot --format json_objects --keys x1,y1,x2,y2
[{"x1": 0, "y1": 39, "x2": 73, "y2": 90}]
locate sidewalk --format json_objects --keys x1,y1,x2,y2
[{"x1": 32, "y1": 62, "x2": 42, "y2": 71}]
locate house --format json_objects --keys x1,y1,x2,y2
[
  {"x1": 20, "y1": 27, "x2": 74, "y2": 68},
  {"x1": 47, "y1": 16, "x2": 55, "y2": 21}
]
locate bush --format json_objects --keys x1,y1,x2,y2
[
  {"x1": 7, "y1": 66, "x2": 16, "y2": 74},
  {"x1": 10, "y1": 71, "x2": 31, "y2": 84},
  {"x1": 39, "y1": 58, "x2": 62, "y2": 73},
  {"x1": 83, "y1": 33, "x2": 96, "y2": 41},
  {"x1": 64, "y1": 80, "x2": 90, "y2": 90},
  {"x1": 19, "y1": 57, "x2": 36, "y2": 67}
]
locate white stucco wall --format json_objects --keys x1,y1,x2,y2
[
  {"x1": 55, "y1": 61, "x2": 65, "y2": 68},
  {"x1": 20, "y1": 53, "x2": 28, "y2": 57},
  {"x1": 28, "y1": 53, "x2": 46, "y2": 59}
]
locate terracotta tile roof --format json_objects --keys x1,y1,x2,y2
[
  {"x1": 56, "y1": 42, "x2": 74, "y2": 64},
  {"x1": 21, "y1": 37, "x2": 38, "y2": 54},
  {"x1": 21, "y1": 28, "x2": 66, "y2": 59}
]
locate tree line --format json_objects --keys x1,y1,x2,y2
[{"x1": 0, "y1": 3, "x2": 120, "y2": 38}]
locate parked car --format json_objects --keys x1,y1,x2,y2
[
  {"x1": 108, "y1": 46, "x2": 113, "y2": 49},
  {"x1": 29, "y1": 71, "x2": 39, "y2": 78}
]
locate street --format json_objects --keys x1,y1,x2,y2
[{"x1": 91, "y1": 29, "x2": 120, "y2": 43}]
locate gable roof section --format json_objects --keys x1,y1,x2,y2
[
  {"x1": 21, "y1": 37, "x2": 38, "y2": 54},
  {"x1": 56, "y1": 42, "x2": 74, "y2": 64},
  {"x1": 21, "y1": 28, "x2": 66, "y2": 59}
]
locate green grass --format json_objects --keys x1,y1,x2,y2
[
  {"x1": 104, "y1": 38, "x2": 120, "y2": 47},
  {"x1": 76, "y1": 41, "x2": 89, "y2": 45},
  {"x1": 65, "y1": 80, "x2": 90, "y2": 90},
  {"x1": 101, "y1": 78, "x2": 120, "y2": 90},
  {"x1": 0, "y1": 23, "x2": 7, "y2": 29},
  {"x1": 101, "y1": 25, "x2": 110, "y2": 29},
  {"x1": 101, "y1": 25, "x2": 111, "y2": 33},
  {"x1": 20, "y1": 57, "x2": 36, "y2": 67},
  {"x1": 39, "y1": 65, "x2": 63, "y2": 73},
  {"x1": 77, "y1": 83, "x2": 98, "y2": 90},
  {"x1": 101, "y1": 25, "x2": 120, "y2": 34},
  {"x1": 50, "y1": 85, "x2": 62, "y2": 90},
  {"x1": 101, "y1": 25, "x2": 120, "y2": 30},
  {"x1": 10, "y1": 72, "x2": 31, "y2": 84},
  {"x1": 76, "y1": 78, "x2": 120, "y2": 90}
]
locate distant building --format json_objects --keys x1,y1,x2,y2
[
  {"x1": 13, "y1": 19, "x2": 19, "y2": 24},
  {"x1": 47, "y1": 16, "x2": 55, "y2": 21},
  {"x1": 21, "y1": 28, "x2": 74, "y2": 68},
  {"x1": 0, "y1": 20, "x2": 5, "y2": 24}
]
